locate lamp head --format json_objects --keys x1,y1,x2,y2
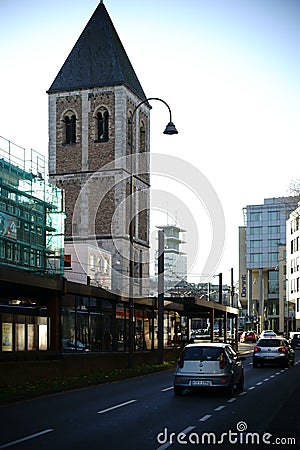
[{"x1": 163, "y1": 121, "x2": 178, "y2": 135}]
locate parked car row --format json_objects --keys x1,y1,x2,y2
[{"x1": 174, "y1": 329, "x2": 297, "y2": 397}]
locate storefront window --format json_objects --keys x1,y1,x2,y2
[
  {"x1": 38, "y1": 317, "x2": 48, "y2": 350},
  {"x1": 135, "y1": 308, "x2": 144, "y2": 350},
  {"x1": 15, "y1": 322, "x2": 25, "y2": 351},
  {"x1": 27, "y1": 322, "x2": 36, "y2": 351},
  {"x1": 61, "y1": 296, "x2": 114, "y2": 352},
  {"x1": 2, "y1": 322, "x2": 13, "y2": 351},
  {"x1": 116, "y1": 303, "x2": 126, "y2": 351}
]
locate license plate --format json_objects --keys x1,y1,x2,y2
[{"x1": 190, "y1": 380, "x2": 212, "y2": 386}]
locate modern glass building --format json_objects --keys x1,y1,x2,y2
[
  {"x1": 239, "y1": 197, "x2": 298, "y2": 333},
  {"x1": 0, "y1": 136, "x2": 64, "y2": 274}
]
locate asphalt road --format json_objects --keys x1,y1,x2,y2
[{"x1": 0, "y1": 350, "x2": 299, "y2": 450}]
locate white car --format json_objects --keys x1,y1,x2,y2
[{"x1": 258, "y1": 330, "x2": 277, "y2": 339}]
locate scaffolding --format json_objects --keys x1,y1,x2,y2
[{"x1": 0, "y1": 136, "x2": 64, "y2": 275}]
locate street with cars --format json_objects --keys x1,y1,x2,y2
[{"x1": 0, "y1": 338, "x2": 299, "y2": 450}]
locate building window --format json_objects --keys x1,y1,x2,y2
[
  {"x1": 64, "y1": 114, "x2": 76, "y2": 144},
  {"x1": 23, "y1": 247, "x2": 30, "y2": 265},
  {"x1": 127, "y1": 112, "x2": 133, "y2": 147},
  {"x1": 250, "y1": 253, "x2": 262, "y2": 264},
  {"x1": 268, "y1": 252, "x2": 278, "y2": 265},
  {"x1": 250, "y1": 212, "x2": 262, "y2": 222},
  {"x1": 250, "y1": 227, "x2": 262, "y2": 236},
  {"x1": 140, "y1": 121, "x2": 146, "y2": 152},
  {"x1": 96, "y1": 108, "x2": 109, "y2": 142},
  {"x1": 134, "y1": 251, "x2": 139, "y2": 282},
  {"x1": 89, "y1": 254, "x2": 96, "y2": 271},
  {"x1": 267, "y1": 298, "x2": 279, "y2": 315},
  {"x1": 268, "y1": 239, "x2": 279, "y2": 248},
  {"x1": 268, "y1": 270, "x2": 279, "y2": 294},
  {"x1": 250, "y1": 240, "x2": 262, "y2": 249},
  {"x1": 64, "y1": 254, "x2": 71, "y2": 268},
  {"x1": 268, "y1": 211, "x2": 280, "y2": 221},
  {"x1": 268, "y1": 225, "x2": 280, "y2": 234}
]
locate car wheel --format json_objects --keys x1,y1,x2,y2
[
  {"x1": 253, "y1": 361, "x2": 259, "y2": 368},
  {"x1": 236, "y1": 372, "x2": 244, "y2": 391},
  {"x1": 174, "y1": 385, "x2": 184, "y2": 396},
  {"x1": 291, "y1": 358, "x2": 295, "y2": 367}
]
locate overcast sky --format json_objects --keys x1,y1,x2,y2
[{"x1": 0, "y1": 0, "x2": 299, "y2": 284}]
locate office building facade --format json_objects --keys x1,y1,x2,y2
[
  {"x1": 239, "y1": 197, "x2": 298, "y2": 333},
  {"x1": 286, "y1": 203, "x2": 300, "y2": 331}
]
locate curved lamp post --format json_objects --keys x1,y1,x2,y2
[{"x1": 128, "y1": 97, "x2": 178, "y2": 368}]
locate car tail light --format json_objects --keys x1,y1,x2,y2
[
  {"x1": 177, "y1": 358, "x2": 184, "y2": 369},
  {"x1": 278, "y1": 347, "x2": 287, "y2": 353},
  {"x1": 219, "y1": 358, "x2": 227, "y2": 369},
  {"x1": 254, "y1": 346, "x2": 261, "y2": 353}
]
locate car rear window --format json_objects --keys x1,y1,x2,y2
[
  {"x1": 258, "y1": 339, "x2": 282, "y2": 347},
  {"x1": 183, "y1": 346, "x2": 223, "y2": 361}
]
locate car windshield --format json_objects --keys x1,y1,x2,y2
[
  {"x1": 183, "y1": 346, "x2": 223, "y2": 361},
  {"x1": 258, "y1": 339, "x2": 283, "y2": 347}
]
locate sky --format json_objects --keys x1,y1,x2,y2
[{"x1": 0, "y1": 0, "x2": 300, "y2": 285}]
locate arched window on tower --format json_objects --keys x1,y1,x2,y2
[
  {"x1": 64, "y1": 113, "x2": 76, "y2": 144},
  {"x1": 96, "y1": 108, "x2": 109, "y2": 142}
]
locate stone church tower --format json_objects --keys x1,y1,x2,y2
[{"x1": 47, "y1": 1, "x2": 150, "y2": 296}]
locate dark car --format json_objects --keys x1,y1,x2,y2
[
  {"x1": 253, "y1": 338, "x2": 295, "y2": 368},
  {"x1": 174, "y1": 343, "x2": 245, "y2": 396},
  {"x1": 290, "y1": 333, "x2": 300, "y2": 349}
]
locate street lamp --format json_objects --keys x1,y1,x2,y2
[{"x1": 128, "y1": 97, "x2": 178, "y2": 369}]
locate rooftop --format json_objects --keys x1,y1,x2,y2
[{"x1": 48, "y1": 2, "x2": 147, "y2": 101}]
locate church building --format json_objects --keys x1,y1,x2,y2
[{"x1": 47, "y1": 1, "x2": 150, "y2": 296}]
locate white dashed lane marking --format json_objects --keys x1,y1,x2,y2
[
  {"x1": 215, "y1": 405, "x2": 226, "y2": 411},
  {"x1": 97, "y1": 399, "x2": 137, "y2": 414},
  {"x1": 199, "y1": 414, "x2": 212, "y2": 422},
  {"x1": 0, "y1": 429, "x2": 54, "y2": 449}
]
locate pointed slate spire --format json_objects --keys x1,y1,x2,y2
[{"x1": 48, "y1": 2, "x2": 147, "y2": 100}]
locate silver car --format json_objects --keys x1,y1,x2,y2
[
  {"x1": 173, "y1": 343, "x2": 245, "y2": 396},
  {"x1": 253, "y1": 338, "x2": 295, "y2": 367}
]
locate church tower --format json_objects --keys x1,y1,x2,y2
[{"x1": 47, "y1": 1, "x2": 150, "y2": 296}]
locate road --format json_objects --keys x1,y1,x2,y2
[{"x1": 0, "y1": 349, "x2": 299, "y2": 450}]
